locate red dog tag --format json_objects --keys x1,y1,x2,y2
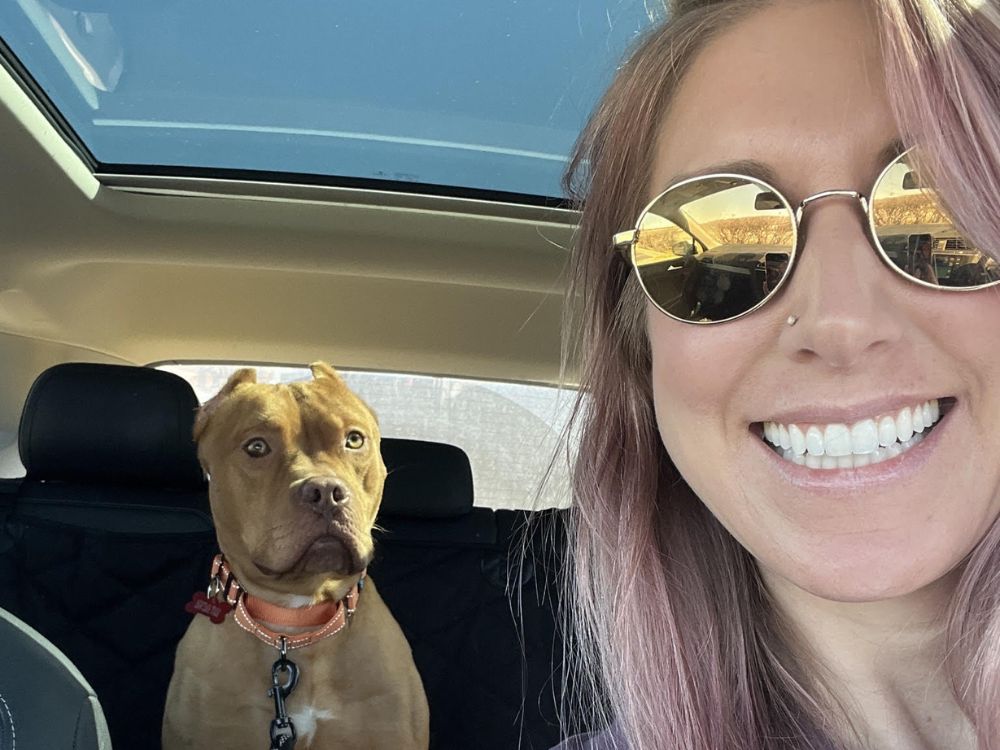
[{"x1": 184, "y1": 591, "x2": 233, "y2": 624}]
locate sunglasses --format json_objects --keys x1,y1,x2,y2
[{"x1": 613, "y1": 149, "x2": 1000, "y2": 324}]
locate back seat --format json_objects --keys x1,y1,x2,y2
[
  {"x1": 0, "y1": 363, "x2": 564, "y2": 750},
  {"x1": 0, "y1": 363, "x2": 216, "y2": 749},
  {"x1": 371, "y1": 444, "x2": 564, "y2": 750}
]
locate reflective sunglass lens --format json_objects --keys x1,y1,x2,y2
[
  {"x1": 870, "y1": 152, "x2": 1000, "y2": 288},
  {"x1": 633, "y1": 176, "x2": 796, "y2": 322}
]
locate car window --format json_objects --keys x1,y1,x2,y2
[
  {"x1": 0, "y1": 1, "x2": 655, "y2": 198},
  {"x1": 0, "y1": 430, "x2": 20, "y2": 478},
  {"x1": 158, "y1": 363, "x2": 574, "y2": 510}
]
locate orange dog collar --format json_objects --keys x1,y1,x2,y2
[{"x1": 198, "y1": 553, "x2": 363, "y2": 651}]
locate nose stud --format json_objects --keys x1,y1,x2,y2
[{"x1": 786, "y1": 315, "x2": 799, "y2": 327}]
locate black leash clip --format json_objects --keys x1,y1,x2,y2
[{"x1": 268, "y1": 637, "x2": 299, "y2": 750}]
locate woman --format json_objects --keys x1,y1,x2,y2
[
  {"x1": 555, "y1": 0, "x2": 1000, "y2": 747},
  {"x1": 907, "y1": 234, "x2": 939, "y2": 285}
]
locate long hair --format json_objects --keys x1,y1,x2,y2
[{"x1": 558, "y1": 1, "x2": 1000, "y2": 748}]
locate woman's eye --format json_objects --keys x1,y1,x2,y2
[
  {"x1": 243, "y1": 437, "x2": 271, "y2": 458},
  {"x1": 345, "y1": 430, "x2": 365, "y2": 450}
]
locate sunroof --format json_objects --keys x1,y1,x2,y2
[{"x1": 0, "y1": 1, "x2": 656, "y2": 199}]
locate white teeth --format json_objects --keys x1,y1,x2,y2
[
  {"x1": 850, "y1": 420, "x2": 879, "y2": 454},
  {"x1": 878, "y1": 415, "x2": 896, "y2": 447},
  {"x1": 823, "y1": 424, "x2": 852, "y2": 457},
  {"x1": 778, "y1": 424, "x2": 791, "y2": 450},
  {"x1": 805, "y1": 425, "x2": 824, "y2": 456},
  {"x1": 762, "y1": 399, "x2": 942, "y2": 469},
  {"x1": 788, "y1": 424, "x2": 806, "y2": 456},
  {"x1": 783, "y1": 449, "x2": 806, "y2": 465},
  {"x1": 775, "y1": 433, "x2": 925, "y2": 470},
  {"x1": 896, "y1": 407, "x2": 913, "y2": 442}
]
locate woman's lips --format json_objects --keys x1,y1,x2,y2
[
  {"x1": 749, "y1": 397, "x2": 957, "y2": 492},
  {"x1": 753, "y1": 397, "x2": 955, "y2": 467},
  {"x1": 758, "y1": 394, "x2": 954, "y2": 426}
]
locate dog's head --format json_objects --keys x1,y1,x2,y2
[{"x1": 193, "y1": 362, "x2": 386, "y2": 602}]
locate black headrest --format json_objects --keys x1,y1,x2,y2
[
  {"x1": 18, "y1": 363, "x2": 204, "y2": 490},
  {"x1": 380, "y1": 438, "x2": 474, "y2": 519}
]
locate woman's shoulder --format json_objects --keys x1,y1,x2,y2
[{"x1": 550, "y1": 725, "x2": 626, "y2": 750}]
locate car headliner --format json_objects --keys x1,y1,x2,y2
[{"x1": 0, "y1": 60, "x2": 578, "y2": 435}]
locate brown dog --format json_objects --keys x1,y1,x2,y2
[{"x1": 162, "y1": 362, "x2": 429, "y2": 750}]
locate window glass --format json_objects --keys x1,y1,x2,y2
[
  {"x1": 0, "y1": 431, "x2": 22, "y2": 478},
  {"x1": 0, "y1": 1, "x2": 656, "y2": 198},
  {"x1": 159, "y1": 363, "x2": 574, "y2": 510}
]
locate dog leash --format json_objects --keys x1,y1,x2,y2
[
  {"x1": 268, "y1": 636, "x2": 299, "y2": 749},
  {"x1": 186, "y1": 553, "x2": 365, "y2": 749}
]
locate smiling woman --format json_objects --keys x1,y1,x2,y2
[
  {"x1": 0, "y1": 3, "x2": 655, "y2": 749},
  {"x1": 556, "y1": 0, "x2": 1000, "y2": 748}
]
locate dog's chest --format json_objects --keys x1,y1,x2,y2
[{"x1": 288, "y1": 705, "x2": 336, "y2": 745}]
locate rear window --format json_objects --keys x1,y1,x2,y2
[
  {"x1": 158, "y1": 363, "x2": 574, "y2": 510},
  {"x1": 0, "y1": 429, "x2": 19, "y2": 478}
]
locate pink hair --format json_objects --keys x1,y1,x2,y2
[
  {"x1": 877, "y1": 4, "x2": 1000, "y2": 745},
  {"x1": 558, "y1": 1, "x2": 1000, "y2": 748}
]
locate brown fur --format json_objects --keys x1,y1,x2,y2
[{"x1": 163, "y1": 362, "x2": 429, "y2": 749}]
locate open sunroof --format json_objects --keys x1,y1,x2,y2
[{"x1": 0, "y1": 0, "x2": 656, "y2": 200}]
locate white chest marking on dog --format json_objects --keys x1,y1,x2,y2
[
  {"x1": 289, "y1": 706, "x2": 335, "y2": 744},
  {"x1": 272, "y1": 593, "x2": 314, "y2": 608}
]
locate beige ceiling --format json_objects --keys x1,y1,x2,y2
[{"x1": 0, "y1": 61, "x2": 578, "y2": 430}]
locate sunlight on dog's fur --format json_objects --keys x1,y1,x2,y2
[{"x1": 194, "y1": 362, "x2": 384, "y2": 604}]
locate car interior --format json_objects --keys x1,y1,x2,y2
[{"x1": 0, "y1": 2, "x2": 656, "y2": 748}]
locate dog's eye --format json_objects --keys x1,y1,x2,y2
[
  {"x1": 243, "y1": 438, "x2": 271, "y2": 458},
  {"x1": 345, "y1": 430, "x2": 365, "y2": 450}
]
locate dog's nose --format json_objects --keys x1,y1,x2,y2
[{"x1": 298, "y1": 477, "x2": 351, "y2": 515}]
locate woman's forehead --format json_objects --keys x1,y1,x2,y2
[{"x1": 651, "y1": 0, "x2": 898, "y2": 201}]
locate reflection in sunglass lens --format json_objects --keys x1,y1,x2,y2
[
  {"x1": 633, "y1": 177, "x2": 795, "y2": 322},
  {"x1": 870, "y1": 152, "x2": 1000, "y2": 288}
]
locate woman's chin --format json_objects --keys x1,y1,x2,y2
[{"x1": 758, "y1": 541, "x2": 966, "y2": 605}]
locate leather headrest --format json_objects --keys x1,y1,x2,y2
[
  {"x1": 379, "y1": 438, "x2": 474, "y2": 519},
  {"x1": 18, "y1": 363, "x2": 204, "y2": 490}
]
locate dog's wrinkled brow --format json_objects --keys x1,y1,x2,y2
[
  {"x1": 240, "y1": 412, "x2": 291, "y2": 435},
  {"x1": 309, "y1": 387, "x2": 371, "y2": 425}
]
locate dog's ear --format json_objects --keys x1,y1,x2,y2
[
  {"x1": 309, "y1": 361, "x2": 346, "y2": 387},
  {"x1": 193, "y1": 368, "x2": 257, "y2": 441}
]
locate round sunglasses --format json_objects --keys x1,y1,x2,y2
[{"x1": 613, "y1": 149, "x2": 1000, "y2": 324}]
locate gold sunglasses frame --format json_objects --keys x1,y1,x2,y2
[{"x1": 612, "y1": 147, "x2": 1000, "y2": 325}]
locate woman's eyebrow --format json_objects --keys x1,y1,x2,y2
[
  {"x1": 661, "y1": 159, "x2": 780, "y2": 189},
  {"x1": 660, "y1": 139, "x2": 907, "y2": 192}
]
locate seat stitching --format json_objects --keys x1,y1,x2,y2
[{"x1": 0, "y1": 691, "x2": 15, "y2": 750}]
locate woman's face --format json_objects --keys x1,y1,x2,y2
[{"x1": 648, "y1": 0, "x2": 1000, "y2": 601}]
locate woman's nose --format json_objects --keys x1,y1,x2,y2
[{"x1": 778, "y1": 200, "x2": 904, "y2": 369}]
